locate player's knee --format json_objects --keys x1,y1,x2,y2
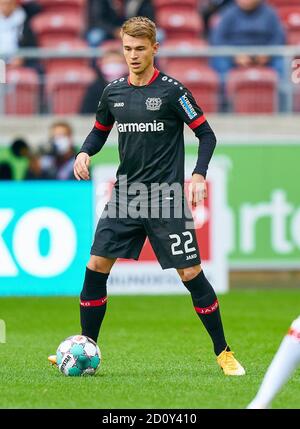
[
  {"x1": 178, "y1": 265, "x2": 202, "y2": 282},
  {"x1": 87, "y1": 256, "x2": 115, "y2": 274}
]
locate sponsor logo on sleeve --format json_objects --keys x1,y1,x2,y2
[{"x1": 179, "y1": 94, "x2": 197, "y2": 119}]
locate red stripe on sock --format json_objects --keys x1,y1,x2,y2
[
  {"x1": 80, "y1": 297, "x2": 107, "y2": 307},
  {"x1": 288, "y1": 328, "x2": 300, "y2": 340},
  {"x1": 194, "y1": 299, "x2": 219, "y2": 314}
]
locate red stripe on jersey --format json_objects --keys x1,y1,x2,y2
[
  {"x1": 80, "y1": 297, "x2": 108, "y2": 307},
  {"x1": 288, "y1": 328, "x2": 300, "y2": 341},
  {"x1": 94, "y1": 121, "x2": 113, "y2": 131},
  {"x1": 127, "y1": 68, "x2": 160, "y2": 86},
  {"x1": 194, "y1": 299, "x2": 219, "y2": 315},
  {"x1": 189, "y1": 115, "x2": 206, "y2": 130}
]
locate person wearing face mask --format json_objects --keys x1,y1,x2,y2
[
  {"x1": 46, "y1": 122, "x2": 77, "y2": 180},
  {"x1": 80, "y1": 49, "x2": 128, "y2": 115}
]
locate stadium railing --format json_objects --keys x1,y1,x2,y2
[{"x1": 0, "y1": 45, "x2": 300, "y2": 115}]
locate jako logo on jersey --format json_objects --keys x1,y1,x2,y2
[
  {"x1": 117, "y1": 120, "x2": 164, "y2": 133},
  {"x1": 114, "y1": 102, "x2": 124, "y2": 108},
  {"x1": 179, "y1": 94, "x2": 197, "y2": 120},
  {"x1": 145, "y1": 97, "x2": 162, "y2": 111}
]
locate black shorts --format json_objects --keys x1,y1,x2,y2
[{"x1": 91, "y1": 199, "x2": 201, "y2": 270}]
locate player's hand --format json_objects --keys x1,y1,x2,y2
[
  {"x1": 189, "y1": 174, "x2": 207, "y2": 207},
  {"x1": 74, "y1": 152, "x2": 90, "y2": 181}
]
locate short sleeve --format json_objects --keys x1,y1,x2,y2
[
  {"x1": 95, "y1": 85, "x2": 115, "y2": 131},
  {"x1": 169, "y1": 85, "x2": 207, "y2": 131}
]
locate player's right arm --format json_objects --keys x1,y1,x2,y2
[{"x1": 74, "y1": 86, "x2": 115, "y2": 181}]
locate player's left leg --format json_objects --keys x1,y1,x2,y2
[
  {"x1": 144, "y1": 210, "x2": 245, "y2": 375},
  {"x1": 177, "y1": 264, "x2": 245, "y2": 376}
]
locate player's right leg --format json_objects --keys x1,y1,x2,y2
[
  {"x1": 80, "y1": 255, "x2": 117, "y2": 343},
  {"x1": 48, "y1": 256, "x2": 116, "y2": 365}
]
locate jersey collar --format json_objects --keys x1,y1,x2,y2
[{"x1": 127, "y1": 68, "x2": 160, "y2": 87}]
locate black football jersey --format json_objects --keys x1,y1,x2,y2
[{"x1": 94, "y1": 69, "x2": 207, "y2": 188}]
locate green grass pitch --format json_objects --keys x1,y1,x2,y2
[{"x1": 0, "y1": 289, "x2": 299, "y2": 409}]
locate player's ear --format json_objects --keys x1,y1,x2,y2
[{"x1": 153, "y1": 42, "x2": 159, "y2": 56}]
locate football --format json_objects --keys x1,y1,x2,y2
[{"x1": 56, "y1": 335, "x2": 101, "y2": 376}]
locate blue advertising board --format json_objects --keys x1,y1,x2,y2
[{"x1": 0, "y1": 181, "x2": 93, "y2": 295}]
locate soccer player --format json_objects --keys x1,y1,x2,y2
[
  {"x1": 247, "y1": 315, "x2": 300, "y2": 408},
  {"x1": 49, "y1": 16, "x2": 245, "y2": 376}
]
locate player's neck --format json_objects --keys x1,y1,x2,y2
[{"x1": 129, "y1": 65, "x2": 156, "y2": 86}]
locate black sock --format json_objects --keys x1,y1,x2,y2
[
  {"x1": 183, "y1": 270, "x2": 228, "y2": 355},
  {"x1": 80, "y1": 267, "x2": 109, "y2": 343}
]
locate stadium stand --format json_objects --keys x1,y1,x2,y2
[
  {"x1": 267, "y1": 0, "x2": 300, "y2": 7},
  {"x1": 40, "y1": 39, "x2": 90, "y2": 72},
  {"x1": 1, "y1": 0, "x2": 299, "y2": 114},
  {"x1": 31, "y1": 11, "x2": 84, "y2": 46},
  {"x1": 160, "y1": 38, "x2": 209, "y2": 70},
  {"x1": 37, "y1": 0, "x2": 86, "y2": 15},
  {"x1": 227, "y1": 67, "x2": 278, "y2": 114},
  {"x1": 276, "y1": 6, "x2": 300, "y2": 45},
  {"x1": 46, "y1": 66, "x2": 96, "y2": 114},
  {"x1": 154, "y1": 0, "x2": 198, "y2": 12},
  {"x1": 156, "y1": 7, "x2": 203, "y2": 39},
  {"x1": 5, "y1": 67, "x2": 40, "y2": 115},
  {"x1": 165, "y1": 62, "x2": 220, "y2": 113}
]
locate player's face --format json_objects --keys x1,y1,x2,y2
[{"x1": 122, "y1": 34, "x2": 158, "y2": 75}]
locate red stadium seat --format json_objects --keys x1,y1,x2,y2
[
  {"x1": 46, "y1": 66, "x2": 96, "y2": 114},
  {"x1": 294, "y1": 87, "x2": 300, "y2": 112},
  {"x1": 5, "y1": 67, "x2": 40, "y2": 115},
  {"x1": 164, "y1": 63, "x2": 220, "y2": 113},
  {"x1": 154, "y1": 0, "x2": 198, "y2": 12},
  {"x1": 159, "y1": 38, "x2": 208, "y2": 70},
  {"x1": 31, "y1": 12, "x2": 84, "y2": 46},
  {"x1": 40, "y1": 39, "x2": 90, "y2": 72},
  {"x1": 277, "y1": 7, "x2": 300, "y2": 44},
  {"x1": 227, "y1": 67, "x2": 278, "y2": 114},
  {"x1": 100, "y1": 39, "x2": 123, "y2": 52},
  {"x1": 157, "y1": 8, "x2": 203, "y2": 39},
  {"x1": 37, "y1": 0, "x2": 86, "y2": 15},
  {"x1": 37, "y1": 34, "x2": 84, "y2": 48},
  {"x1": 267, "y1": 0, "x2": 300, "y2": 7}
]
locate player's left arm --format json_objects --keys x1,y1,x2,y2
[{"x1": 170, "y1": 86, "x2": 217, "y2": 206}]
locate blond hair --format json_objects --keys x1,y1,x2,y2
[{"x1": 120, "y1": 16, "x2": 157, "y2": 44}]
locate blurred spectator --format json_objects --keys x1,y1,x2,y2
[
  {"x1": 86, "y1": 0, "x2": 156, "y2": 47},
  {"x1": 10, "y1": 124, "x2": 76, "y2": 181},
  {"x1": 0, "y1": 161, "x2": 13, "y2": 179},
  {"x1": 80, "y1": 49, "x2": 128, "y2": 114},
  {"x1": 201, "y1": 0, "x2": 233, "y2": 37},
  {"x1": 210, "y1": 0, "x2": 286, "y2": 82},
  {"x1": 11, "y1": 138, "x2": 52, "y2": 179},
  {"x1": 46, "y1": 122, "x2": 76, "y2": 180},
  {"x1": 0, "y1": 0, "x2": 38, "y2": 67}
]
